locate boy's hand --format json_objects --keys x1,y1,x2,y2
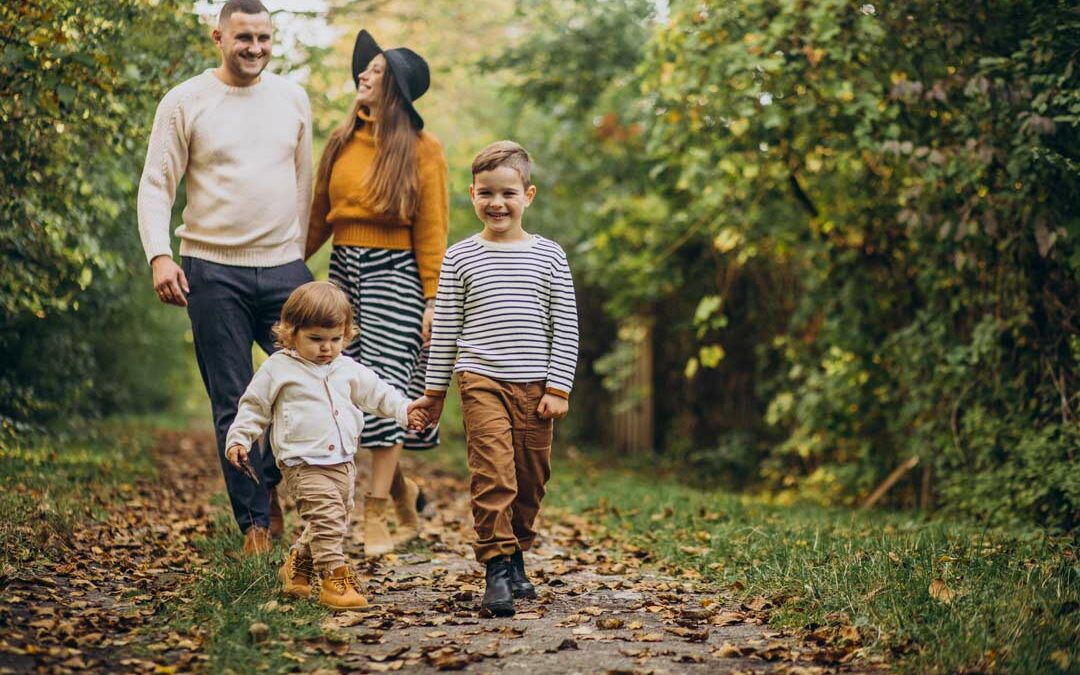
[
  {"x1": 225, "y1": 444, "x2": 248, "y2": 470},
  {"x1": 409, "y1": 395, "x2": 445, "y2": 429},
  {"x1": 537, "y1": 393, "x2": 569, "y2": 420}
]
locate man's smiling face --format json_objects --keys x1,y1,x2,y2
[{"x1": 213, "y1": 10, "x2": 272, "y2": 85}]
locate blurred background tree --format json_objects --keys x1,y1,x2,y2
[{"x1": 489, "y1": 0, "x2": 1080, "y2": 530}]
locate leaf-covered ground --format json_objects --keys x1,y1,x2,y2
[
  {"x1": 0, "y1": 430, "x2": 218, "y2": 672},
  {"x1": 0, "y1": 430, "x2": 883, "y2": 674}
]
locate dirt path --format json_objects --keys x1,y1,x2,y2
[
  {"x1": 313, "y1": 456, "x2": 848, "y2": 674},
  {"x1": 1, "y1": 430, "x2": 865, "y2": 674}
]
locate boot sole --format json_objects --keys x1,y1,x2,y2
[
  {"x1": 322, "y1": 600, "x2": 369, "y2": 611},
  {"x1": 512, "y1": 588, "x2": 538, "y2": 600},
  {"x1": 479, "y1": 602, "x2": 515, "y2": 618}
]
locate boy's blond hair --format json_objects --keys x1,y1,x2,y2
[
  {"x1": 471, "y1": 140, "x2": 532, "y2": 188},
  {"x1": 272, "y1": 281, "x2": 358, "y2": 348}
]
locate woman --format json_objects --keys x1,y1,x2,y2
[{"x1": 305, "y1": 30, "x2": 447, "y2": 556}]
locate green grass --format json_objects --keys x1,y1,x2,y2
[
  {"x1": 0, "y1": 421, "x2": 158, "y2": 567},
  {"x1": 544, "y1": 459, "x2": 1080, "y2": 674},
  {"x1": 166, "y1": 496, "x2": 337, "y2": 674}
]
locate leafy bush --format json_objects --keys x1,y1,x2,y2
[
  {"x1": 494, "y1": 0, "x2": 1080, "y2": 530},
  {"x1": 0, "y1": 1, "x2": 213, "y2": 433}
]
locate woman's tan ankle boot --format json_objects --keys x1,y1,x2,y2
[
  {"x1": 391, "y1": 475, "x2": 421, "y2": 546},
  {"x1": 364, "y1": 494, "x2": 394, "y2": 556}
]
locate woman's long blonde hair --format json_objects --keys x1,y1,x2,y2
[{"x1": 314, "y1": 65, "x2": 421, "y2": 221}]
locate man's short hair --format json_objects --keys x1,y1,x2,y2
[
  {"x1": 219, "y1": 0, "x2": 270, "y2": 25},
  {"x1": 472, "y1": 141, "x2": 532, "y2": 188}
]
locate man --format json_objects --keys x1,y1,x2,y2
[{"x1": 137, "y1": 0, "x2": 313, "y2": 554}]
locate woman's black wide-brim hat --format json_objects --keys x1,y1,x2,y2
[{"x1": 352, "y1": 29, "x2": 430, "y2": 130}]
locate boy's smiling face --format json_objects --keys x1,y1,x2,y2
[{"x1": 470, "y1": 166, "x2": 536, "y2": 241}]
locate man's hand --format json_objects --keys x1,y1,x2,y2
[
  {"x1": 225, "y1": 444, "x2": 248, "y2": 470},
  {"x1": 409, "y1": 395, "x2": 445, "y2": 429},
  {"x1": 421, "y1": 303, "x2": 435, "y2": 347},
  {"x1": 537, "y1": 393, "x2": 569, "y2": 420},
  {"x1": 151, "y1": 255, "x2": 189, "y2": 307}
]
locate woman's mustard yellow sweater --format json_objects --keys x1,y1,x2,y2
[{"x1": 306, "y1": 117, "x2": 449, "y2": 298}]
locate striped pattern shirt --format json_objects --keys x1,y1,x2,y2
[{"x1": 425, "y1": 234, "x2": 579, "y2": 396}]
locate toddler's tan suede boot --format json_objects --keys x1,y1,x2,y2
[
  {"x1": 318, "y1": 566, "x2": 368, "y2": 610},
  {"x1": 279, "y1": 547, "x2": 313, "y2": 599}
]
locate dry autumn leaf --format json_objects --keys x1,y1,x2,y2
[{"x1": 928, "y1": 579, "x2": 956, "y2": 604}]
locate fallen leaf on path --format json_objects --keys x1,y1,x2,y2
[
  {"x1": 665, "y1": 626, "x2": 709, "y2": 642},
  {"x1": 714, "y1": 642, "x2": 751, "y2": 658}
]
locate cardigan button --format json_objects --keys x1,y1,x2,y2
[
  {"x1": 329, "y1": 444, "x2": 335, "y2": 450},
  {"x1": 334, "y1": 409, "x2": 339, "y2": 416}
]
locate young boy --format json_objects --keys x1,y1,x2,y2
[
  {"x1": 225, "y1": 281, "x2": 428, "y2": 610},
  {"x1": 413, "y1": 141, "x2": 579, "y2": 617}
]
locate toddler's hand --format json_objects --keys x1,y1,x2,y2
[
  {"x1": 407, "y1": 408, "x2": 430, "y2": 432},
  {"x1": 537, "y1": 393, "x2": 569, "y2": 420},
  {"x1": 226, "y1": 444, "x2": 248, "y2": 470},
  {"x1": 409, "y1": 395, "x2": 445, "y2": 429}
]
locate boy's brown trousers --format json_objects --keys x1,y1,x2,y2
[{"x1": 458, "y1": 371, "x2": 553, "y2": 562}]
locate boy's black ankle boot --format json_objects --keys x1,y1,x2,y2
[
  {"x1": 509, "y1": 550, "x2": 537, "y2": 599},
  {"x1": 480, "y1": 556, "x2": 515, "y2": 617}
]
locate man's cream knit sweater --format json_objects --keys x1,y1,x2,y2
[{"x1": 137, "y1": 69, "x2": 313, "y2": 267}]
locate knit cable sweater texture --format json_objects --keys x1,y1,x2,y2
[
  {"x1": 137, "y1": 70, "x2": 313, "y2": 267},
  {"x1": 305, "y1": 114, "x2": 449, "y2": 298}
]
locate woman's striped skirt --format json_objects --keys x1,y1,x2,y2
[{"x1": 329, "y1": 246, "x2": 439, "y2": 450}]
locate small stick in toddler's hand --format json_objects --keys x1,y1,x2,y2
[
  {"x1": 228, "y1": 445, "x2": 261, "y2": 485},
  {"x1": 239, "y1": 455, "x2": 261, "y2": 485}
]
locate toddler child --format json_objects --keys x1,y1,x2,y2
[
  {"x1": 413, "y1": 141, "x2": 579, "y2": 617},
  {"x1": 225, "y1": 281, "x2": 427, "y2": 609}
]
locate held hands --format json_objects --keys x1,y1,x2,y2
[
  {"x1": 409, "y1": 395, "x2": 445, "y2": 430},
  {"x1": 537, "y1": 393, "x2": 569, "y2": 420},
  {"x1": 151, "y1": 255, "x2": 189, "y2": 307},
  {"x1": 225, "y1": 444, "x2": 249, "y2": 470},
  {"x1": 406, "y1": 406, "x2": 430, "y2": 432}
]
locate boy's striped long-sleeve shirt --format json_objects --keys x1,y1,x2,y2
[{"x1": 424, "y1": 234, "x2": 579, "y2": 398}]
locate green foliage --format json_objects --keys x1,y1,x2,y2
[
  {"x1": 0, "y1": 1, "x2": 213, "y2": 432},
  {"x1": 495, "y1": 0, "x2": 1080, "y2": 530},
  {"x1": 168, "y1": 502, "x2": 334, "y2": 673}
]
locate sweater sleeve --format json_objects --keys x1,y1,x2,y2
[
  {"x1": 545, "y1": 249, "x2": 579, "y2": 397},
  {"x1": 137, "y1": 89, "x2": 190, "y2": 264},
  {"x1": 295, "y1": 89, "x2": 314, "y2": 254},
  {"x1": 412, "y1": 134, "x2": 449, "y2": 298},
  {"x1": 424, "y1": 252, "x2": 462, "y2": 396},
  {"x1": 349, "y1": 363, "x2": 410, "y2": 428},
  {"x1": 225, "y1": 365, "x2": 275, "y2": 451}
]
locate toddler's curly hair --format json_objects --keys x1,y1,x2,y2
[{"x1": 272, "y1": 281, "x2": 358, "y2": 349}]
